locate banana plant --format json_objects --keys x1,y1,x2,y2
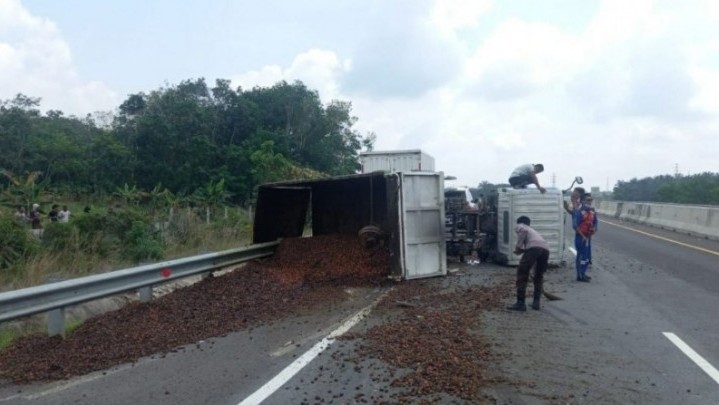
[
  {"x1": 0, "y1": 169, "x2": 51, "y2": 209},
  {"x1": 113, "y1": 183, "x2": 147, "y2": 206},
  {"x1": 199, "y1": 178, "x2": 232, "y2": 208}
]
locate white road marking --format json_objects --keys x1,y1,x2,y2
[
  {"x1": 663, "y1": 332, "x2": 719, "y2": 385},
  {"x1": 238, "y1": 291, "x2": 389, "y2": 405}
]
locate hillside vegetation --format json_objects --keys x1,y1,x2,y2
[{"x1": 0, "y1": 79, "x2": 374, "y2": 288}]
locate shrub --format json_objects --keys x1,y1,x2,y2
[
  {"x1": 0, "y1": 217, "x2": 40, "y2": 270},
  {"x1": 105, "y1": 208, "x2": 147, "y2": 239},
  {"x1": 71, "y1": 207, "x2": 151, "y2": 258},
  {"x1": 164, "y1": 208, "x2": 204, "y2": 246},
  {"x1": 122, "y1": 221, "x2": 164, "y2": 263},
  {"x1": 42, "y1": 222, "x2": 77, "y2": 252},
  {"x1": 72, "y1": 211, "x2": 112, "y2": 256},
  {"x1": 209, "y1": 208, "x2": 253, "y2": 242}
]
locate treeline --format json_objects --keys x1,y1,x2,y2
[
  {"x1": 0, "y1": 79, "x2": 374, "y2": 205},
  {"x1": 613, "y1": 172, "x2": 719, "y2": 204}
]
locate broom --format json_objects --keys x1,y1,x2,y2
[{"x1": 529, "y1": 269, "x2": 562, "y2": 301}]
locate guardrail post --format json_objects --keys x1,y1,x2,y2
[
  {"x1": 48, "y1": 308, "x2": 65, "y2": 337},
  {"x1": 138, "y1": 286, "x2": 153, "y2": 302}
]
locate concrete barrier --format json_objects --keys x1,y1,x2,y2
[{"x1": 595, "y1": 200, "x2": 719, "y2": 241}]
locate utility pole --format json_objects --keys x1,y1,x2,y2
[
  {"x1": 675, "y1": 163, "x2": 679, "y2": 177},
  {"x1": 552, "y1": 173, "x2": 556, "y2": 188}
]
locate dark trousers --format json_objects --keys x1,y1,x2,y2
[
  {"x1": 574, "y1": 234, "x2": 590, "y2": 278},
  {"x1": 516, "y1": 247, "x2": 550, "y2": 300},
  {"x1": 509, "y1": 174, "x2": 532, "y2": 188}
]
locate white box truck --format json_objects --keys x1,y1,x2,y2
[
  {"x1": 252, "y1": 171, "x2": 447, "y2": 280},
  {"x1": 359, "y1": 149, "x2": 435, "y2": 173}
]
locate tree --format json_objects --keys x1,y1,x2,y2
[
  {"x1": 614, "y1": 173, "x2": 719, "y2": 204},
  {"x1": 2, "y1": 79, "x2": 372, "y2": 203},
  {"x1": 0, "y1": 170, "x2": 51, "y2": 209},
  {"x1": 113, "y1": 183, "x2": 146, "y2": 206},
  {"x1": 195, "y1": 178, "x2": 232, "y2": 208},
  {"x1": 249, "y1": 141, "x2": 293, "y2": 185},
  {"x1": 0, "y1": 94, "x2": 41, "y2": 174}
]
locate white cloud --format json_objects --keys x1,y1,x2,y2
[
  {"x1": 463, "y1": 18, "x2": 583, "y2": 100},
  {"x1": 0, "y1": 0, "x2": 117, "y2": 114},
  {"x1": 230, "y1": 49, "x2": 347, "y2": 101},
  {"x1": 689, "y1": 67, "x2": 719, "y2": 114},
  {"x1": 340, "y1": 4, "x2": 462, "y2": 99},
  {"x1": 230, "y1": 65, "x2": 285, "y2": 90},
  {"x1": 584, "y1": 0, "x2": 670, "y2": 50},
  {"x1": 491, "y1": 131, "x2": 525, "y2": 150},
  {"x1": 699, "y1": 0, "x2": 719, "y2": 22},
  {"x1": 429, "y1": 0, "x2": 493, "y2": 35}
]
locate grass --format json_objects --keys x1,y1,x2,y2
[
  {"x1": 65, "y1": 318, "x2": 84, "y2": 336},
  {"x1": 1, "y1": 206, "x2": 253, "y2": 290},
  {"x1": 0, "y1": 328, "x2": 18, "y2": 350},
  {"x1": 0, "y1": 319, "x2": 46, "y2": 349},
  {"x1": 0, "y1": 204, "x2": 254, "y2": 346}
]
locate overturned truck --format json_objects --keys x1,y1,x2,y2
[{"x1": 252, "y1": 172, "x2": 447, "y2": 280}]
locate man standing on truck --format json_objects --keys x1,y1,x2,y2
[
  {"x1": 508, "y1": 163, "x2": 546, "y2": 193},
  {"x1": 507, "y1": 216, "x2": 551, "y2": 311}
]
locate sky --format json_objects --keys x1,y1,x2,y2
[{"x1": 2, "y1": 0, "x2": 719, "y2": 192}]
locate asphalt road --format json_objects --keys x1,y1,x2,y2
[
  {"x1": 592, "y1": 217, "x2": 719, "y2": 382},
  {"x1": 2, "y1": 216, "x2": 719, "y2": 404}
]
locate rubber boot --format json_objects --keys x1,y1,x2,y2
[
  {"x1": 531, "y1": 291, "x2": 541, "y2": 310},
  {"x1": 506, "y1": 298, "x2": 526, "y2": 311}
]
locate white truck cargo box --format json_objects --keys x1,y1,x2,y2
[
  {"x1": 360, "y1": 149, "x2": 435, "y2": 173},
  {"x1": 253, "y1": 171, "x2": 446, "y2": 280},
  {"x1": 496, "y1": 188, "x2": 565, "y2": 266}
]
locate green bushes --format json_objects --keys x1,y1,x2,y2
[
  {"x1": 42, "y1": 222, "x2": 77, "y2": 252},
  {"x1": 122, "y1": 221, "x2": 163, "y2": 263},
  {"x1": 68, "y1": 208, "x2": 163, "y2": 262},
  {"x1": 0, "y1": 217, "x2": 40, "y2": 270},
  {"x1": 1, "y1": 205, "x2": 253, "y2": 288}
]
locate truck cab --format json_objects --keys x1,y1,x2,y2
[
  {"x1": 444, "y1": 186, "x2": 480, "y2": 261},
  {"x1": 444, "y1": 186, "x2": 477, "y2": 211}
]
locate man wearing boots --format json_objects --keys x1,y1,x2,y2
[{"x1": 507, "y1": 216, "x2": 550, "y2": 311}]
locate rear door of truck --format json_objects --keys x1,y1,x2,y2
[{"x1": 398, "y1": 172, "x2": 447, "y2": 279}]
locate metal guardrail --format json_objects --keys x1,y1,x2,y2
[{"x1": 0, "y1": 240, "x2": 279, "y2": 336}]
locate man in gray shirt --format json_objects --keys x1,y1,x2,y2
[
  {"x1": 508, "y1": 163, "x2": 546, "y2": 193},
  {"x1": 507, "y1": 216, "x2": 550, "y2": 311}
]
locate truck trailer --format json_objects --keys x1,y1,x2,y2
[
  {"x1": 252, "y1": 171, "x2": 447, "y2": 280},
  {"x1": 359, "y1": 149, "x2": 435, "y2": 173}
]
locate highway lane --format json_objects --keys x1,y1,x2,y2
[
  {"x1": 560, "y1": 215, "x2": 719, "y2": 401},
  {"x1": 248, "y1": 216, "x2": 719, "y2": 404},
  {"x1": 593, "y1": 217, "x2": 719, "y2": 293},
  {"x1": 2, "y1": 216, "x2": 719, "y2": 404},
  {"x1": 590, "y1": 217, "x2": 719, "y2": 356},
  {"x1": 0, "y1": 287, "x2": 393, "y2": 405}
]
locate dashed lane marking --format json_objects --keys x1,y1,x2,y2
[
  {"x1": 663, "y1": 332, "x2": 719, "y2": 385},
  {"x1": 238, "y1": 290, "x2": 390, "y2": 405}
]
